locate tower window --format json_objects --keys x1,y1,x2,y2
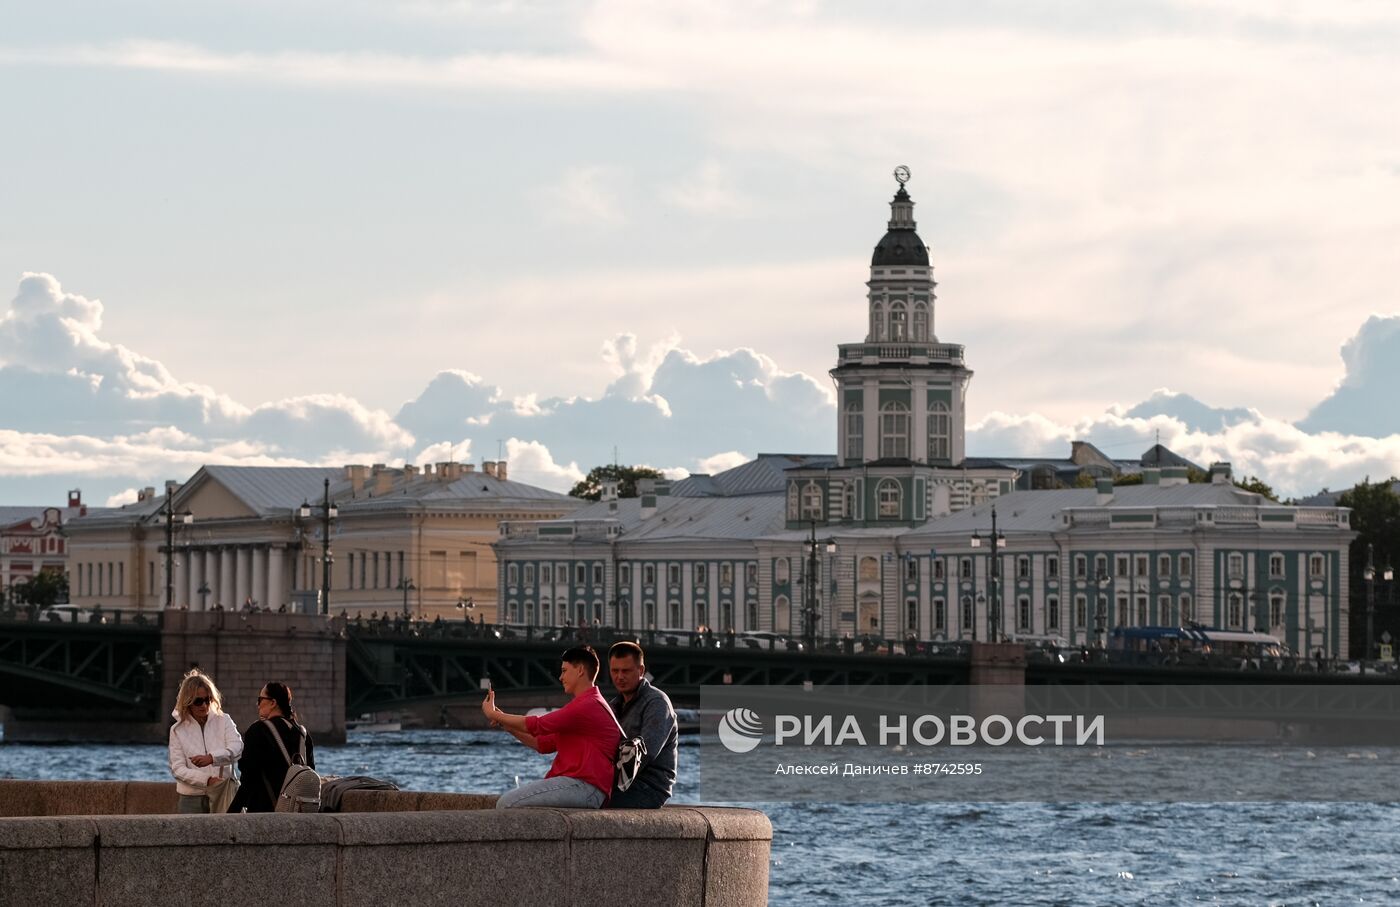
[
  {"x1": 801, "y1": 481, "x2": 823, "y2": 520},
  {"x1": 889, "y1": 303, "x2": 907, "y2": 341},
  {"x1": 928, "y1": 401, "x2": 950, "y2": 462},
  {"x1": 913, "y1": 303, "x2": 928, "y2": 342},
  {"x1": 877, "y1": 479, "x2": 903, "y2": 518},
  {"x1": 845, "y1": 404, "x2": 864, "y2": 461},
  {"x1": 880, "y1": 402, "x2": 910, "y2": 459}
]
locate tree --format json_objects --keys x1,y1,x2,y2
[
  {"x1": 1338, "y1": 478, "x2": 1400, "y2": 573},
  {"x1": 569, "y1": 464, "x2": 665, "y2": 501},
  {"x1": 13, "y1": 568, "x2": 69, "y2": 609},
  {"x1": 1233, "y1": 475, "x2": 1278, "y2": 501}
]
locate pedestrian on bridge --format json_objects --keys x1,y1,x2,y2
[{"x1": 168, "y1": 669, "x2": 243, "y2": 814}]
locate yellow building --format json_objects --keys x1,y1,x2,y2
[{"x1": 65, "y1": 460, "x2": 581, "y2": 621}]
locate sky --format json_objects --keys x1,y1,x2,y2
[{"x1": 2, "y1": 0, "x2": 1400, "y2": 506}]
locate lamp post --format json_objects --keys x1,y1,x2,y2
[
  {"x1": 298, "y1": 478, "x2": 338, "y2": 616},
  {"x1": 456, "y1": 595, "x2": 474, "y2": 632},
  {"x1": 161, "y1": 495, "x2": 193, "y2": 610},
  {"x1": 801, "y1": 520, "x2": 836, "y2": 652},
  {"x1": 970, "y1": 508, "x2": 1006, "y2": 642},
  {"x1": 397, "y1": 576, "x2": 416, "y2": 619},
  {"x1": 1362, "y1": 543, "x2": 1394, "y2": 673},
  {"x1": 1093, "y1": 566, "x2": 1111, "y2": 651}
]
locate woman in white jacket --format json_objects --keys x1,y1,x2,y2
[{"x1": 168, "y1": 669, "x2": 243, "y2": 814}]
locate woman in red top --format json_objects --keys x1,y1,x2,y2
[{"x1": 484, "y1": 645, "x2": 621, "y2": 809}]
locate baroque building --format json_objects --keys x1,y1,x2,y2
[{"x1": 494, "y1": 171, "x2": 1356, "y2": 656}]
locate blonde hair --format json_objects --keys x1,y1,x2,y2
[{"x1": 174, "y1": 669, "x2": 225, "y2": 721}]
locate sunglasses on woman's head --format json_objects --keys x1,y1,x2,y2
[{"x1": 190, "y1": 696, "x2": 211, "y2": 707}]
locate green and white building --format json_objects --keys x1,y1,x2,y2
[{"x1": 495, "y1": 175, "x2": 1356, "y2": 656}]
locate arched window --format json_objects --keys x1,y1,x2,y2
[
  {"x1": 927, "y1": 401, "x2": 950, "y2": 462},
  {"x1": 960, "y1": 595, "x2": 974, "y2": 632},
  {"x1": 844, "y1": 403, "x2": 863, "y2": 461},
  {"x1": 542, "y1": 602, "x2": 553, "y2": 626},
  {"x1": 668, "y1": 601, "x2": 681, "y2": 627},
  {"x1": 720, "y1": 600, "x2": 733, "y2": 631},
  {"x1": 786, "y1": 482, "x2": 799, "y2": 520},
  {"x1": 905, "y1": 598, "x2": 918, "y2": 631},
  {"x1": 889, "y1": 303, "x2": 907, "y2": 341},
  {"x1": 745, "y1": 600, "x2": 758, "y2": 630},
  {"x1": 877, "y1": 479, "x2": 902, "y2": 518},
  {"x1": 643, "y1": 600, "x2": 656, "y2": 628},
  {"x1": 913, "y1": 304, "x2": 928, "y2": 342},
  {"x1": 506, "y1": 600, "x2": 519, "y2": 622},
  {"x1": 775, "y1": 558, "x2": 790, "y2": 584},
  {"x1": 775, "y1": 595, "x2": 791, "y2": 633},
  {"x1": 1269, "y1": 592, "x2": 1285, "y2": 629},
  {"x1": 843, "y1": 482, "x2": 855, "y2": 518},
  {"x1": 871, "y1": 304, "x2": 885, "y2": 341},
  {"x1": 859, "y1": 557, "x2": 879, "y2": 581},
  {"x1": 695, "y1": 600, "x2": 709, "y2": 630},
  {"x1": 801, "y1": 481, "x2": 823, "y2": 519},
  {"x1": 880, "y1": 402, "x2": 910, "y2": 459},
  {"x1": 1227, "y1": 593, "x2": 1243, "y2": 628},
  {"x1": 507, "y1": 563, "x2": 519, "y2": 586}
]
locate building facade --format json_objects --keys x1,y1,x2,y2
[
  {"x1": 66, "y1": 460, "x2": 580, "y2": 621},
  {"x1": 0, "y1": 491, "x2": 90, "y2": 604},
  {"x1": 495, "y1": 173, "x2": 1356, "y2": 656}
]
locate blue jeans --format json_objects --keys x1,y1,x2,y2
[
  {"x1": 496, "y1": 775, "x2": 605, "y2": 809},
  {"x1": 177, "y1": 794, "x2": 210, "y2": 814}
]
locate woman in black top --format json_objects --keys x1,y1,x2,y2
[{"x1": 228, "y1": 681, "x2": 315, "y2": 813}]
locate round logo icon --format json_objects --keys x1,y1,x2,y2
[{"x1": 717, "y1": 707, "x2": 764, "y2": 754}]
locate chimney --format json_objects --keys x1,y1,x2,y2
[
  {"x1": 346, "y1": 464, "x2": 369, "y2": 494},
  {"x1": 139, "y1": 486, "x2": 156, "y2": 503},
  {"x1": 165, "y1": 479, "x2": 180, "y2": 498},
  {"x1": 601, "y1": 481, "x2": 620, "y2": 502},
  {"x1": 462, "y1": 463, "x2": 476, "y2": 473},
  {"x1": 482, "y1": 461, "x2": 498, "y2": 478},
  {"x1": 439, "y1": 462, "x2": 462, "y2": 481},
  {"x1": 639, "y1": 493, "x2": 658, "y2": 519},
  {"x1": 403, "y1": 464, "x2": 419, "y2": 480},
  {"x1": 1161, "y1": 466, "x2": 1188, "y2": 487},
  {"x1": 68, "y1": 489, "x2": 82, "y2": 508},
  {"x1": 1142, "y1": 468, "x2": 1160, "y2": 485},
  {"x1": 1210, "y1": 462, "x2": 1233, "y2": 484},
  {"x1": 496, "y1": 460, "x2": 508, "y2": 481},
  {"x1": 374, "y1": 470, "x2": 394, "y2": 495},
  {"x1": 1096, "y1": 477, "x2": 1114, "y2": 505},
  {"x1": 423, "y1": 464, "x2": 435, "y2": 477}
]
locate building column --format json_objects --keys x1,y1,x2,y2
[
  {"x1": 251, "y1": 546, "x2": 267, "y2": 608},
  {"x1": 172, "y1": 552, "x2": 186, "y2": 609},
  {"x1": 219, "y1": 547, "x2": 234, "y2": 608},
  {"x1": 203, "y1": 549, "x2": 218, "y2": 610},
  {"x1": 267, "y1": 547, "x2": 285, "y2": 610},
  {"x1": 235, "y1": 547, "x2": 249, "y2": 606},
  {"x1": 187, "y1": 550, "x2": 202, "y2": 610}
]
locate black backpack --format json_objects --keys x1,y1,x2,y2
[{"x1": 261, "y1": 718, "x2": 322, "y2": 813}]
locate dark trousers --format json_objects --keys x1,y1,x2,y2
[{"x1": 608, "y1": 783, "x2": 670, "y2": 809}]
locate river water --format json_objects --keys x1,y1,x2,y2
[{"x1": 3, "y1": 730, "x2": 1398, "y2": 906}]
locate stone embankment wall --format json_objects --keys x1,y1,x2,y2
[{"x1": 0, "y1": 781, "x2": 771, "y2": 907}]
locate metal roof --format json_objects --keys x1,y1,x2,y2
[
  {"x1": 200, "y1": 466, "x2": 345, "y2": 516},
  {"x1": 561, "y1": 496, "x2": 786, "y2": 542},
  {"x1": 671, "y1": 454, "x2": 835, "y2": 498}
]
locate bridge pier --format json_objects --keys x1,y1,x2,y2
[
  {"x1": 968, "y1": 642, "x2": 1026, "y2": 719},
  {"x1": 161, "y1": 611, "x2": 347, "y2": 744}
]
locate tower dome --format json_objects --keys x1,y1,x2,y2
[{"x1": 870, "y1": 183, "x2": 930, "y2": 266}]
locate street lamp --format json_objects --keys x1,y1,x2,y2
[
  {"x1": 970, "y1": 508, "x2": 1006, "y2": 642},
  {"x1": 1362, "y1": 543, "x2": 1394, "y2": 672},
  {"x1": 397, "y1": 576, "x2": 416, "y2": 619},
  {"x1": 801, "y1": 520, "x2": 836, "y2": 652},
  {"x1": 456, "y1": 595, "x2": 475, "y2": 631},
  {"x1": 298, "y1": 478, "x2": 338, "y2": 616},
  {"x1": 161, "y1": 495, "x2": 193, "y2": 610}
]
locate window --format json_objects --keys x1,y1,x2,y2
[
  {"x1": 1158, "y1": 554, "x2": 1171, "y2": 576},
  {"x1": 695, "y1": 564, "x2": 707, "y2": 586},
  {"x1": 960, "y1": 596, "x2": 974, "y2": 630},
  {"x1": 1135, "y1": 595, "x2": 1148, "y2": 625},
  {"x1": 960, "y1": 557, "x2": 972, "y2": 579},
  {"x1": 1269, "y1": 593, "x2": 1285, "y2": 628},
  {"x1": 668, "y1": 601, "x2": 682, "y2": 627},
  {"x1": 524, "y1": 564, "x2": 535, "y2": 585},
  {"x1": 643, "y1": 564, "x2": 656, "y2": 586},
  {"x1": 1180, "y1": 593, "x2": 1194, "y2": 623},
  {"x1": 1269, "y1": 554, "x2": 1285, "y2": 579},
  {"x1": 927, "y1": 402, "x2": 950, "y2": 461},
  {"x1": 933, "y1": 559, "x2": 945, "y2": 580},
  {"x1": 542, "y1": 564, "x2": 553, "y2": 584},
  {"x1": 1227, "y1": 593, "x2": 1243, "y2": 628},
  {"x1": 1228, "y1": 553, "x2": 1244, "y2": 579},
  {"x1": 643, "y1": 601, "x2": 656, "y2": 628},
  {"x1": 1074, "y1": 595, "x2": 1087, "y2": 628},
  {"x1": 913, "y1": 304, "x2": 928, "y2": 342},
  {"x1": 667, "y1": 563, "x2": 681, "y2": 586},
  {"x1": 870, "y1": 304, "x2": 884, "y2": 341},
  {"x1": 575, "y1": 564, "x2": 587, "y2": 585},
  {"x1": 890, "y1": 303, "x2": 907, "y2": 340},
  {"x1": 1309, "y1": 554, "x2": 1324, "y2": 577},
  {"x1": 1047, "y1": 596, "x2": 1060, "y2": 630},
  {"x1": 933, "y1": 598, "x2": 946, "y2": 631},
  {"x1": 719, "y1": 601, "x2": 733, "y2": 631},
  {"x1": 860, "y1": 557, "x2": 880, "y2": 581},
  {"x1": 801, "y1": 482, "x2": 823, "y2": 519},
  {"x1": 1047, "y1": 557, "x2": 1059, "y2": 578},
  {"x1": 877, "y1": 479, "x2": 902, "y2": 518},
  {"x1": 507, "y1": 563, "x2": 519, "y2": 586},
  {"x1": 745, "y1": 563, "x2": 757, "y2": 586},
  {"x1": 695, "y1": 600, "x2": 708, "y2": 629},
  {"x1": 721, "y1": 563, "x2": 733, "y2": 587},
  {"x1": 787, "y1": 482, "x2": 799, "y2": 520},
  {"x1": 1158, "y1": 595, "x2": 1172, "y2": 625},
  {"x1": 1135, "y1": 556, "x2": 1148, "y2": 576},
  {"x1": 506, "y1": 601, "x2": 518, "y2": 622},
  {"x1": 905, "y1": 557, "x2": 918, "y2": 581},
  {"x1": 1017, "y1": 556, "x2": 1030, "y2": 579},
  {"x1": 745, "y1": 601, "x2": 758, "y2": 629},
  {"x1": 1017, "y1": 596, "x2": 1031, "y2": 631},
  {"x1": 906, "y1": 599, "x2": 918, "y2": 630},
  {"x1": 845, "y1": 404, "x2": 864, "y2": 461},
  {"x1": 775, "y1": 558, "x2": 790, "y2": 584},
  {"x1": 880, "y1": 402, "x2": 910, "y2": 459},
  {"x1": 1116, "y1": 556, "x2": 1129, "y2": 578},
  {"x1": 775, "y1": 596, "x2": 791, "y2": 633},
  {"x1": 618, "y1": 564, "x2": 630, "y2": 586},
  {"x1": 1116, "y1": 593, "x2": 1129, "y2": 626},
  {"x1": 1074, "y1": 555, "x2": 1087, "y2": 579}
]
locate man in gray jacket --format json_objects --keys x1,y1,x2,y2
[{"x1": 606, "y1": 640, "x2": 679, "y2": 808}]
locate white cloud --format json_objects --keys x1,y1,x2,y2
[
  {"x1": 105, "y1": 488, "x2": 139, "y2": 507},
  {"x1": 1298, "y1": 315, "x2": 1400, "y2": 435},
  {"x1": 502, "y1": 438, "x2": 584, "y2": 491},
  {"x1": 539, "y1": 166, "x2": 626, "y2": 225},
  {"x1": 694, "y1": 450, "x2": 749, "y2": 475},
  {"x1": 663, "y1": 161, "x2": 750, "y2": 216}
]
